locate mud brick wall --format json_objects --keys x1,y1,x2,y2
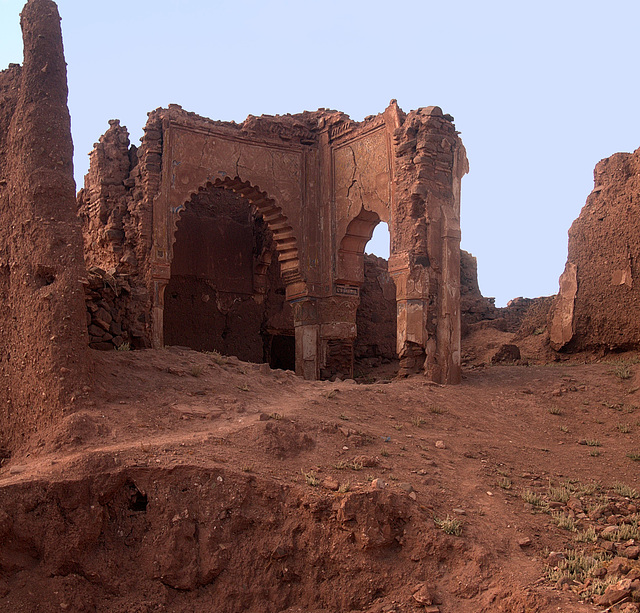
[
  {"x1": 549, "y1": 148, "x2": 640, "y2": 351},
  {"x1": 0, "y1": 0, "x2": 89, "y2": 449},
  {"x1": 355, "y1": 255, "x2": 397, "y2": 364}
]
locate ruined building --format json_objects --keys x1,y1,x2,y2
[
  {"x1": 0, "y1": 0, "x2": 89, "y2": 448},
  {"x1": 79, "y1": 103, "x2": 468, "y2": 383},
  {"x1": 549, "y1": 147, "x2": 640, "y2": 352}
]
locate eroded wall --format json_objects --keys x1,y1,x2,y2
[
  {"x1": 549, "y1": 148, "x2": 640, "y2": 352},
  {"x1": 0, "y1": 0, "x2": 89, "y2": 448}
]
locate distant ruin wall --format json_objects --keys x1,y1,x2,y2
[
  {"x1": 0, "y1": 0, "x2": 89, "y2": 449},
  {"x1": 549, "y1": 148, "x2": 640, "y2": 351}
]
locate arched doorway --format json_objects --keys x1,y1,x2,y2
[
  {"x1": 333, "y1": 210, "x2": 398, "y2": 380},
  {"x1": 354, "y1": 221, "x2": 397, "y2": 377},
  {"x1": 163, "y1": 184, "x2": 295, "y2": 367}
]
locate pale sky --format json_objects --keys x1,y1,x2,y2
[{"x1": 2, "y1": 0, "x2": 639, "y2": 305}]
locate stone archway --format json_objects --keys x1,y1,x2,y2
[
  {"x1": 162, "y1": 183, "x2": 294, "y2": 364},
  {"x1": 152, "y1": 176, "x2": 305, "y2": 371}
]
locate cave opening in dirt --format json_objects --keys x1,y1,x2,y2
[{"x1": 163, "y1": 185, "x2": 295, "y2": 367}]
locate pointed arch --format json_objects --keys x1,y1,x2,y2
[
  {"x1": 336, "y1": 207, "x2": 381, "y2": 285},
  {"x1": 171, "y1": 176, "x2": 302, "y2": 287}
]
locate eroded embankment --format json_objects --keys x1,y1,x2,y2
[{"x1": 0, "y1": 463, "x2": 471, "y2": 613}]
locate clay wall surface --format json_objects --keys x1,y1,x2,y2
[
  {"x1": 0, "y1": 0, "x2": 89, "y2": 449},
  {"x1": 355, "y1": 255, "x2": 397, "y2": 366},
  {"x1": 80, "y1": 102, "x2": 467, "y2": 383},
  {"x1": 549, "y1": 148, "x2": 640, "y2": 351}
]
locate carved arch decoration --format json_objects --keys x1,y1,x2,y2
[{"x1": 169, "y1": 176, "x2": 303, "y2": 287}]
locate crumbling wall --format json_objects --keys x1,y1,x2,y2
[
  {"x1": 391, "y1": 106, "x2": 467, "y2": 381},
  {"x1": 549, "y1": 148, "x2": 640, "y2": 351},
  {"x1": 460, "y1": 250, "x2": 497, "y2": 334},
  {"x1": 0, "y1": 0, "x2": 89, "y2": 449}
]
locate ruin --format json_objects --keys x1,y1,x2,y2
[
  {"x1": 0, "y1": 0, "x2": 89, "y2": 448},
  {"x1": 79, "y1": 103, "x2": 468, "y2": 383},
  {"x1": 549, "y1": 147, "x2": 640, "y2": 352}
]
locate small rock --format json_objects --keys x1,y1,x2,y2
[
  {"x1": 595, "y1": 581, "x2": 631, "y2": 607},
  {"x1": 412, "y1": 583, "x2": 435, "y2": 605},
  {"x1": 323, "y1": 478, "x2": 339, "y2": 491},
  {"x1": 453, "y1": 508, "x2": 466, "y2": 515},
  {"x1": 608, "y1": 557, "x2": 631, "y2": 576},
  {"x1": 8, "y1": 465, "x2": 26, "y2": 475},
  {"x1": 435, "y1": 440, "x2": 446, "y2": 449},
  {"x1": 518, "y1": 537, "x2": 532, "y2": 548},
  {"x1": 602, "y1": 525, "x2": 619, "y2": 538},
  {"x1": 622, "y1": 545, "x2": 640, "y2": 560},
  {"x1": 408, "y1": 491, "x2": 417, "y2": 500},
  {"x1": 547, "y1": 551, "x2": 566, "y2": 567},
  {"x1": 371, "y1": 478, "x2": 386, "y2": 490}
]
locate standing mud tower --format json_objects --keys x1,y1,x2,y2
[
  {"x1": 0, "y1": 0, "x2": 89, "y2": 447},
  {"x1": 80, "y1": 103, "x2": 467, "y2": 383}
]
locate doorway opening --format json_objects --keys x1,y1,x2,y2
[{"x1": 163, "y1": 185, "x2": 294, "y2": 368}]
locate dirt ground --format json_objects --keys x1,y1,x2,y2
[{"x1": 1, "y1": 331, "x2": 640, "y2": 612}]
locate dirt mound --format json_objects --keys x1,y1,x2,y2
[{"x1": 2, "y1": 347, "x2": 639, "y2": 611}]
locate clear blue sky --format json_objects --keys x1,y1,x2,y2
[{"x1": 2, "y1": 0, "x2": 639, "y2": 306}]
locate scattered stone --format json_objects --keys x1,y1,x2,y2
[
  {"x1": 547, "y1": 551, "x2": 566, "y2": 567},
  {"x1": 595, "y1": 580, "x2": 631, "y2": 607},
  {"x1": 371, "y1": 478, "x2": 386, "y2": 490},
  {"x1": 323, "y1": 478, "x2": 339, "y2": 491},
  {"x1": 518, "y1": 537, "x2": 532, "y2": 548},
  {"x1": 435, "y1": 440, "x2": 446, "y2": 449},
  {"x1": 412, "y1": 583, "x2": 435, "y2": 605}
]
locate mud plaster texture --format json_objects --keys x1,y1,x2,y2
[
  {"x1": 79, "y1": 101, "x2": 468, "y2": 384},
  {"x1": 0, "y1": 0, "x2": 89, "y2": 450},
  {"x1": 549, "y1": 148, "x2": 640, "y2": 352}
]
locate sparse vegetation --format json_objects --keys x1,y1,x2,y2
[
  {"x1": 237, "y1": 383, "x2": 250, "y2": 392},
  {"x1": 497, "y1": 477, "x2": 512, "y2": 490},
  {"x1": 302, "y1": 470, "x2": 320, "y2": 487},
  {"x1": 338, "y1": 482, "x2": 350, "y2": 493},
  {"x1": 613, "y1": 362, "x2": 633, "y2": 380},
  {"x1": 268, "y1": 412, "x2": 282, "y2": 420},
  {"x1": 585, "y1": 439, "x2": 601, "y2": 447},
  {"x1": 574, "y1": 527, "x2": 597, "y2": 543},
  {"x1": 116, "y1": 341, "x2": 131, "y2": 351},
  {"x1": 429, "y1": 405, "x2": 445, "y2": 415},
  {"x1": 613, "y1": 482, "x2": 639, "y2": 499},
  {"x1": 589, "y1": 449, "x2": 601, "y2": 457},
  {"x1": 190, "y1": 364, "x2": 204, "y2": 377},
  {"x1": 206, "y1": 349, "x2": 226, "y2": 365},
  {"x1": 339, "y1": 413, "x2": 350, "y2": 421},
  {"x1": 411, "y1": 416, "x2": 426, "y2": 427},
  {"x1": 521, "y1": 489, "x2": 548, "y2": 510},
  {"x1": 547, "y1": 486, "x2": 570, "y2": 503},
  {"x1": 551, "y1": 512, "x2": 577, "y2": 532},
  {"x1": 548, "y1": 406, "x2": 562, "y2": 415},
  {"x1": 626, "y1": 451, "x2": 640, "y2": 461},
  {"x1": 616, "y1": 422, "x2": 632, "y2": 433},
  {"x1": 434, "y1": 515, "x2": 463, "y2": 536},
  {"x1": 559, "y1": 425, "x2": 569, "y2": 433}
]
